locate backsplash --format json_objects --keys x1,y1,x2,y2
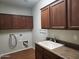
[{"x1": 48, "y1": 30, "x2": 79, "y2": 45}]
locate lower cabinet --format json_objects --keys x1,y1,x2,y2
[
  {"x1": 35, "y1": 44, "x2": 63, "y2": 59},
  {"x1": 44, "y1": 49, "x2": 62, "y2": 59},
  {"x1": 35, "y1": 44, "x2": 43, "y2": 59}
]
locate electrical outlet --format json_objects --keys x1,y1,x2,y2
[{"x1": 73, "y1": 35, "x2": 78, "y2": 40}]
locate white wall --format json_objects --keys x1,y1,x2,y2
[
  {"x1": 0, "y1": 3, "x2": 33, "y2": 55},
  {"x1": 32, "y1": 0, "x2": 56, "y2": 47},
  {"x1": 0, "y1": 3, "x2": 32, "y2": 16}
]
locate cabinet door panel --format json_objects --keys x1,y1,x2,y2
[
  {"x1": 35, "y1": 44, "x2": 43, "y2": 59},
  {"x1": 41, "y1": 6, "x2": 50, "y2": 29},
  {"x1": 13, "y1": 16, "x2": 25, "y2": 29},
  {"x1": 0, "y1": 14, "x2": 12, "y2": 29},
  {"x1": 25, "y1": 16, "x2": 33, "y2": 29},
  {"x1": 0, "y1": 14, "x2": 5, "y2": 29},
  {"x1": 68, "y1": 0, "x2": 79, "y2": 29},
  {"x1": 50, "y1": 0, "x2": 66, "y2": 29}
]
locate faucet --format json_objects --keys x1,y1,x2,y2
[
  {"x1": 53, "y1": 37, "x2": 56, "y2": 43},
  {"x1": 51, "y1": 34, "x2": 56, "y2": 42},
  {"x1": 49, "y1": 37, "x2": 56, "y2": 42}
]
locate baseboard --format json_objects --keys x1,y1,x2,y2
[{"x1": 0, "y1": 47, "x2": 32, "y2": 57}]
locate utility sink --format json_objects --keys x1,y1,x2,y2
[{"x1": 37, "y1": 41, "x2": 64, "y2": 49}]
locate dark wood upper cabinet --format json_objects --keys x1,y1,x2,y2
[
  {"x1": 25, "y1": 16, "x2": 33, "y2": 29},
  {"x1": 50, "y1": 0, "x2": 67, "y2": 29},
  {"x1": 0, "y1": 14, "x2": 12, "y2": 29},
  {"x1": 68, "y1": 0, "x2": 79, "y2": 29},
  {"x1": 41, "y1": 0, "x2": 79, "y2": 29},
  {"x1": 13, "y1": 16, "x2": 25, "y2": 29},
  {"x1": 41, "y1": 0, "x2": 67, "y2": 29},
  {"x1": 41, "y1": 6, "x2": 50, "y2": 29},
  {"x1": 13, "y1": 16, "x2": 33, "y2": 29},
  {"x1": 0, "y1": 13, "x2": 33, "y2": 29}
]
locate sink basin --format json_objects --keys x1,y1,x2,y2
[{"x1": 37, "y1": 41, "x2": 64, "y2": 49}]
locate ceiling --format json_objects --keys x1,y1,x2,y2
[{"x1": 0, "y1": 0, "x2": 40, "y2": 8}]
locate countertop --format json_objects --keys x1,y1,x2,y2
[
  {"x1": 36, "y1": 42, "x2": 79, "y2": 59},
  {"x1": 51, "y1": 46, "x2": 79, "y2": 59}
]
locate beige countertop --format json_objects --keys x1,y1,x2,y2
[
  {"x1": 51, "y1": 46, "x2": 79, "y2": 59},
  {"x1": 36, "y1": 42, "x2": 79, "y2": 59}
]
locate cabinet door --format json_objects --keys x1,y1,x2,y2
[
  {"x1": 50, "y1": 0, "x2": 66, "y2": 29},
  {"x1": 44, "y1": 50, "x2": 62, "y2": 59},
  {"x1": 25, "y1": 16, "x2": 33, "y2": 29},
  {"x1": 13, "y1": 16, "x2": 33, "y2": 29},
  {"x1": 41, "y1": 6, "x2": 50, "y2": 29},
  {"x1": 13, "y1": 16, "x2": 25, "y2": 29},
  {"x1": 0, "y1": 14, "x2": 12, "y2": 29},
  {"x1": 35, "y1": 44, "x2": 43, "y2": 59},
  {"x1": 68, "y1": 0, "x2": 79, "y2": 29}
]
